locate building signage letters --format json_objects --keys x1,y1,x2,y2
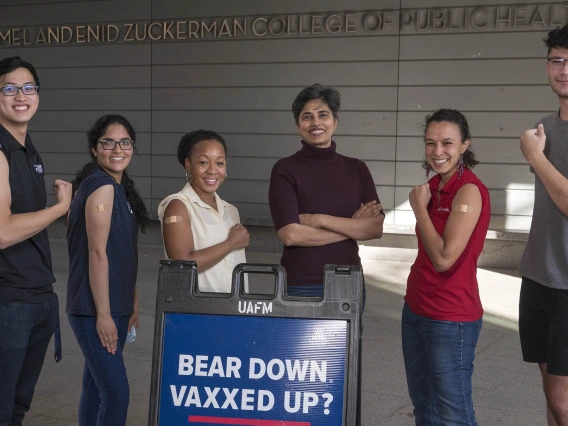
[{"x1": 0, "y1": 3, "x2": 567, "y2": 47}]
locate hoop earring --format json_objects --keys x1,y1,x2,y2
[
  {"x1": 185, "y1": 171, "x2": 191, "y2": 182},
  {"x1": 458, "y1": 155, "x2": 465, "y2": 179}
]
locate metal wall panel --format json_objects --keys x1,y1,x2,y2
[
  {"x1": 39, "y1": 67, "x2": 151, "y2": 89},
  {"x1": 28, "y1": 111, "x2": 151, "y2": 132},
  {"x1": 0, "y1": 0, "x2": 150, "y2": 26},
  {"x1": 399, "y1": 31, "x2": 547, "y2": 60},
  {"x1": 152, "y1": 36, "x2": 401, "y2": 64},
  {"x1": 152, "y1": 87, "x2": 398, "y2": 111},
  {"x1": 152, "y1": 62, "x2": 399, "y2": 87},
  {"x1": 40, "y1": 88, "x2": 151, "y2": 111},
  {"x1": 152, "y1": 0, "x2": 401, "y2": 19},
  {"x1": 398, "y1": 86, "x2": 557, "y2": 112},
  {"x1": 3, "y1": 44, "x2": 151, "y2": 67},
  {"x1": 399, "y1": 59, "x2": 547, "y2": 85}
]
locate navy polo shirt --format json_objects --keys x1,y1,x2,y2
[
  {"x1": 0, "y1": 124, "x2": 55, "y2": 304},
  {"x1": 66, "y1": 168, "x2": 138, "y2": 316}
]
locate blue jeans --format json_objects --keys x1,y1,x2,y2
[
  {"x1": 68, "y1": 314, "x2": 130, "y2": 426},
  {"x1": 0, "y1": 294, "x2": 59, "y2": 426},
  {"x1": 401, "y1": 303, "x2": 481, "y2": 426}
]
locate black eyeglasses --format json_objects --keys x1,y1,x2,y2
[
  {"x1": 97, "y1": 138, "x2": 134, "y2": 150},
  {"x1": 0, "y1": 85, "x2": 39, "y2": 96}
]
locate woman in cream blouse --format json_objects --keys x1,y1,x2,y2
[{"x1": 158, "y1": 130, "x2": 249, "y2": 292}]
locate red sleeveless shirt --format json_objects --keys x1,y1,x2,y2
[{"x1": 405, "y1": 169, "x2": 491, "y2": 321}]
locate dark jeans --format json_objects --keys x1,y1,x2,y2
[
  {"x1": 68, "y1": 314, "x2": 130, "y2": 426},
  {"x1": 0, "y1": 294, "x2": 59, "y2": 426},
  {"x1": 402, "y1": 303, "x2": 481, "y2": 426}
]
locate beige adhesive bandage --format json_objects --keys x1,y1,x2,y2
[
  {"x1": 454, "y1": 204, "x2": 473, "y2": 213},
  {"x1": 164, "y1": 215, "x2": 183, "y2": 224},
  {"x1": 96, "y1": 204, "x2": 106, "y2": 212}
]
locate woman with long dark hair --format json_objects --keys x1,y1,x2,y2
[
  {"x1": 402, "y1": 109, "x2": 490, "y2": 425},
  {"x1": 66, "y1": 114, "x2": 148, "y2": 425}
]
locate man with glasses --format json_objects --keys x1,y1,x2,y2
[
  {"x1": 519, "y1": 24, "x2": 568, "y2": 425},
  {"x1": 0, "y1": 56, "x2": 72, "y2": 426}
]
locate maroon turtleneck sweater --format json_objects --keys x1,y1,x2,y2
[{"x1": 268, "y1": 140, "x2": 381, "y2": 286}]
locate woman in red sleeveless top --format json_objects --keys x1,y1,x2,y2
[{"x1": 402, "y1": 109, "x2": 491, "y2": 426}]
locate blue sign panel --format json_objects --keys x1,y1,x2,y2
[{"x1": 158, "y1": 313, "x2": 348, "y2": 425}]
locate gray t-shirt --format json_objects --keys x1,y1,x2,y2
[{"x1": 519, "y1": 111, "x2": 568, "y2": 289}]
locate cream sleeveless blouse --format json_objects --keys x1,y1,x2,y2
[{"x1": 157, "y1": 183, "x2": 246, "y2": 293}]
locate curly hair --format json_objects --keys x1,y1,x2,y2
[
  {"x1": 545, "y1": 24, "x2": 568, "y2": 54},
  {"x1": 292, "y1": 84, "x2": 341, "y2": 125},
  {"x1": 423, "y1": 108, "x2": 479, "y2": 171},
  {"x1": 176, "y1": 129, "x2": 227, "y2": 166},
  {"x1": 72, "y1": 114, "x2": 149, "y2": 232}
]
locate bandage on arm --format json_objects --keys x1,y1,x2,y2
[
  {"x1": 162, "y1": 199, "x2": 194, "y2": 258},
  {"x1": 453, "y1": 204, "x2": 473, "y2": 213},
  {"x1": 96, "y1": 204, "x2": 111, "y2": 212},
  {"x1": 164, "y1": 215, "x2": 183, "y2": 224}
]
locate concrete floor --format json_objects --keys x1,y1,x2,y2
[{"x1": 23, "y1": 239, "x2": 544, "y2": 425}]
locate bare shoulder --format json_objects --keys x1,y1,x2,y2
[
  {"x1": 87, "y1": 184, "x2": 114, "y2": 202},
  {"x1": 164, "y1": 198, "x2": 190, "y2": 218},
  {"x1": 455, "y1": 183, "x2": 481, "y2": 201}
]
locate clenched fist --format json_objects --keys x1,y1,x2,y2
[{"x1": 409, "y1": 183, "x2": 431, "y2": 212}]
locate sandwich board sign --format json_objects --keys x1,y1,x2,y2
[{"x1": 148, "y1": 261, "x2": 363, "y2": 425}]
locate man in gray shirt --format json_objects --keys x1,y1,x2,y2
[{"x1": 519, "y1": 24, "x2": 568, "y2": 425}]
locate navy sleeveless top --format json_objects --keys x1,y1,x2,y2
[
  {"x1": 0, "y1": 125, "x2": 55, "y2": 303},
  {"x1": 66, "y1": 168, "x2": 138, "y2": 316}
]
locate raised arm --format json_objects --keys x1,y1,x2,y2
[
  {"x1": 521, "y1": 123, "x2": 568, "y2": 217},
  {"x1": 85, "y1": 184, "x2": 116, "y2": 354},
  {"x1": 410, "y1": 183, "x2": 482, "y2": 272},
  {"x1": 162, "y1": 199, "x2": 249, "y2": 271},
  {"x1": 0, "y1": 151, "x2": 71, "y2": 249}
]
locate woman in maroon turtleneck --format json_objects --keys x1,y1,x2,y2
[{"x1": 268, "y1": 84, "x2": 385, "y2": 297}]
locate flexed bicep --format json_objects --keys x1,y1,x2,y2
[{"x1": 439, "y1": 184, "x2": 482, "y2": 269}]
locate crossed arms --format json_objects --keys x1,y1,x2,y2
[{"x1": 277, "y1": 201, "x2": 384, "y2": 247}]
